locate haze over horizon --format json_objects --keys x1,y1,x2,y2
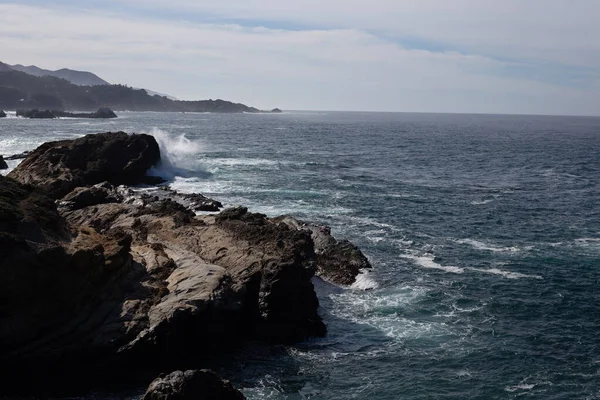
[{"x1": 1, "y1": 1, "x2": 599, "y2": 116}]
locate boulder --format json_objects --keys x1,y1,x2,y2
[
  {"x1": 0, "y1": 155, "x2": 7, "y2": 169},
  {"x1": 0, "y1": 110, "x2": 6, "y2": 118},
  {"x1": 143, "y1": 370, "x2": 245, "y2": 400},
  {"x1": 93, "y1": 107, "x2": 118, "y2": 118},
  {"x1": 314, "y1": 238, "x2": 372, "y2": 285},
  {"x1": 59, "y1": 181, "x2": 125, "y2": 210},
  {"x1": 274, "y1": 216, "x2": 371, "y2": 286},
  {"x1": 271, "y1": 108, "x2": 282, "y2": 113},
  {"x1": 8, "y1": 131, "x2": 162, "y2": 198}
]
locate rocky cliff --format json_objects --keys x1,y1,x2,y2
[{"x1": 0, "y1": 132, "x2": 369, "y2": 396}]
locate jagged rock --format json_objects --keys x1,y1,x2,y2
[
  {"x1": 271, "y1": 108, "x2": 282, "y2": 113},
  {"x1": 0, "y1": 110, "x2": 6, "y2": 118},
  {"x1": 143, "y1": 370, "x2": 245, "y2": 400},
  {"x1": 155, "y1": 186, "x2": 222, "y2": 212},
  {"x1": 216, "y1": 206, "x2": 250, "y2": 222},
  {"x1": 314, "y1": 238, "x2": 371, "y2": 285},
  {"x1": 274, "y1": 215, "x2": 372, "y2": 286},
  {"x1": 0, "y1": 176, "x2": 325, "y2": 395},
  {"x1": 59, "y1": 181, "x2": 124, "y2": 210},
  {"x1": 0, "y1": 132, "x2": 374, "y2": 396},
  {"x1": 94, "y1": 107, "x2": 118, "y2": 118},
  {"x1": 0, "y1": 155, "x2": 7, "y2": 169},
  {"x1": 8, "y1": 131, "x2": 161, "y2": 198},
  {"x1": 5, "y1": 151, "x2": 30, "y2": 160}
]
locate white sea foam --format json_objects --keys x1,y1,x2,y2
[
  {"x1": 329, "y1": 286, "x2": 449, "y2": 341},
  {"x1": 402, "y1": 252, "x2": 542, "y2": 279},
  {"x1": 401, "y1": 254, "x2": 465, "y2": 274},
  {"x1": 345, "y1": 215, "x2": 397, "y2": 230},
  {"x1": 469, "y1": 267, "x2": 543, "y2": 280},
  {"x1": 456, "y1": 238, "x2": 524, "y2": 253},
  {"x1": 146, "y1": 128, "x2": 204, "y2": 180},
  {"x1": 351, "y1": 269, "x2": 379, "y2": 290},
  {"x1": 574, "y1": 238, "x2": 600, "y2": 247},
  {"x1": 505, "y1": 383, "x2": 536, "y2": 392},
  {"x1": 470, "y1": 199, "x2": 494, "y2": 205},
  {"x1": 202, "y1": 157, "x2": 284, "y2": 168}
]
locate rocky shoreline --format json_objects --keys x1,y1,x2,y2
[{"x1": 0, "y1": 131, "x2": 371, "y2": 398}]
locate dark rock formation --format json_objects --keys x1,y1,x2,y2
[
  {"x1": 93, "y1": 107, "x2": 118, "y2": 118},
  {"x1": 5, "y1": 150, "x2": 30, "y2": 160},
  {"x1": 17, "y1": 109, "x2": 56, "y2": 118},
  {"x1": 153, "y1": 186, "x2": 223, "y2": 212},
  {"x1": 59, "y1": 181, "x2": 127, "y2": 210},
  {"x1": 274, "y1": 216, "x2": 372, "y2": 286},
  {"x1": 271, "y1": 108, "x2": 283, "y2": 113},
  {"x1": 16, "y1": 107, "x2": 118, "y2": 119},
  {"x1": 0, "y1": 109, "x2": 6, "y2": 118},
  {"x1": 0, "y1": 131, "x2": 373, "y2": 396},
  {"x1": 0, "y1": 167, "x2": 324, "y2": 396},
  {"x1": 143, "y1": 370, "x2": 245, "y2": 400},
  {"x1": 0, "y1": 155, "x2": 7, "y2": 169},
  {"x1": 53, "y1": 107, "x2": 118, "y2": 118},
  {"x1": 315, "y1": 238, "x2": 371, "y2": 285},
  {"x1": 57, "y1": 182, "x2": 223, "y2": 213},
  {"x1": 8, "y1": 131, "x2": 162, "y2": 198}
]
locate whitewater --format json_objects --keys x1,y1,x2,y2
[{"x1": 1, "y1": 111, "x2": 600, "y2": 399}]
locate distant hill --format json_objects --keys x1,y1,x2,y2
[
  {"x1": 139, "y1": 88, "x2": 179, "y2": 101},
  {"x1": 0, "y1": 68, "x2": 261, "y2": 113},
  {"x1": 0, "y1": 62, "x2": 14, "y2": 72},
  {"x1": 2, "y1": 61, "x2": 179, "y2": 100},
  {"x1": 9, "y1": 64, "x2": 110, "y2": 86}
]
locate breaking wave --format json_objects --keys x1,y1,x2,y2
[{"x1": 146, "y1": 128, "x2": 206, "y2": 180}]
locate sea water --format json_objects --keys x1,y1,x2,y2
[{"x1": 1, "y1": 111, "x2": 600, "y2": 399}]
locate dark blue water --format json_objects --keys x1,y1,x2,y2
[{"x1": 2, "y1": 111, "x2": 600, "y2": 399}]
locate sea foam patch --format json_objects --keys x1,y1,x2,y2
[
  {"x1": 402, "y1": 252, "x2": 542, "y2": 279},
  {"x1": 456, "y1": 238, "x2": 527, "y2": 253},
  {"x1": 351, "y1": 269, "x2": 379, "y2": 290},
  {"x1": 401, "y1": 254, "x2": 465, "y2": 274},
  {"x1": 146, "y1": 128, "x2": 204, "y2": 180}
]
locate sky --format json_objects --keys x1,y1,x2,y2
[{"x1": 1, "y1": 1, "x2": 599, "y2": 115}]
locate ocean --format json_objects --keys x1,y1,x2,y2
[{"x1": 1, "y1": 111, "x2": 599, "y2": 399}]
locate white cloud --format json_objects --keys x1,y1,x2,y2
[
  {"x1": 0, "y1": 2, "x2": 599, "y2": 114},
  {"x1": 123, "y1": 0, "x2": 600, "y2": 66}
]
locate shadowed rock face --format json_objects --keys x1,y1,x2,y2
[
  {"x1": 0, "y1": 155, "x2": 7, "y2": 169},
  {"x1": 143, "y1": 370, "x2": 246, "y2": 400},
  {"x1": 0, "y1": 110, "x2": 6, "y2": 118},
  {"x1": 8, "y1": 131, "x2": 162, "y2": 198}
]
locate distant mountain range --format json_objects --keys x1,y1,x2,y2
[
  {"x1": 8, "y1": 64, "x2": 110, "y2": 86},
  {"x1": 0, "y1": 61, "x2": 271, "y2": 113}
]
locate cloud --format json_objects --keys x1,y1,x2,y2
[
  {"x1": 121, "y1": 0, "x2": 600, "y2": 66},
  {"x1": 0, "y1": 2, "x2": 599, "y2": 114}
]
